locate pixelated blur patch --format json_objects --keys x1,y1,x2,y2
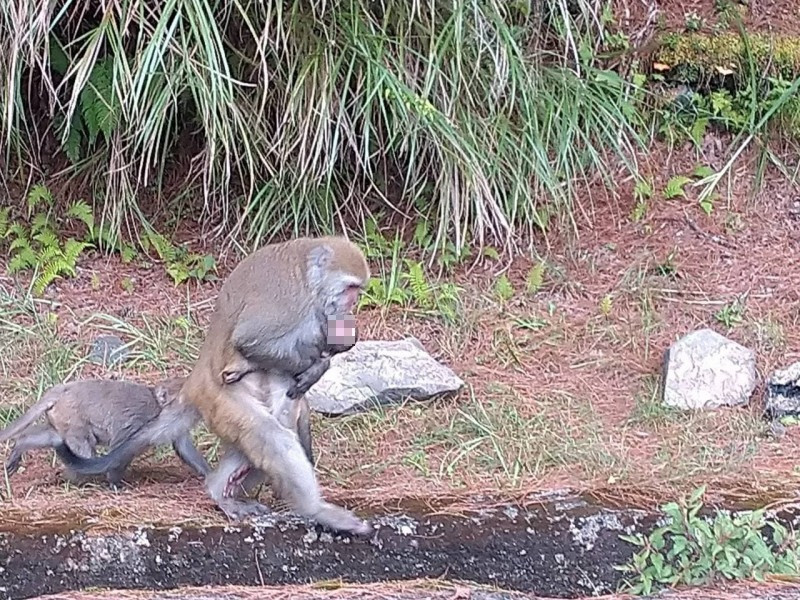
[{"x1": 327, "y1": 314, "x2": 357, "y2": 345}]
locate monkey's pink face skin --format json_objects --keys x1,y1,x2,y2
[
  {"x1": 327, "y1": 315, "x2": 357, "y2": 346},
  {"x1": 338, "y1": 284, "x2": 362, "y2": 313}
]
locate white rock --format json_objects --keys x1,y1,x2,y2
[
  {"x1": 661, "y1": 328, "x2": 757, "y2": 410},
  {"x1": 305, "y1": 337, "x2": 465, "y2": 415}
]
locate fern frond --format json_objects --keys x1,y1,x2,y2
[
  {"x1": 30, "y1": 213, "x2": 53, "y2": 236},
  {"x1": 0, "y1": 208, "x2": 10, "y2": 238},
  {"x1": 8, "y1": 236, "x2": 32, "y2": 253},
  {"x1": 81, "y1": 57, "x2": 118, "y2": 144},
  {"x1": 526, "y1": 263, "x2": 545, "y2": 295},
  {"x1": 63, "y1": 239, "x2": 91, "y2": 267},
  {"x1": 66, "y1": 200, "x2": 95, "y2": 233},
  {"x1": 6, "y1": 222, "x2": 28, "y2": 240},
  {"x1": 403, "y1": 260, "x2": 433, "y2": 309},
  {"x1": 8, "y1": 249, "x2": 36, "y2": 273},
  {"x1": 33, "y1": 263, "x2": 63, "y2": 295},
  {"x1": 26, "y1": 185, "x2": 53, "y2": 215},
  {"x1": 33, "y1": 230, "x2": 60, "y2": 249},
  {"x1": 37, "y1": 244, "x2": 63, "y2": 267}
]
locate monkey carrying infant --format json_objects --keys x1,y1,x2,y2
[
  {"x1": 0, "y1": 376, "x2": 209, "y2": 485},
  {"x1": 55, "y1": 236, "x2": 373, "y2": 536}
]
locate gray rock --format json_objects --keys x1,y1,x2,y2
[
  {"x1": 305, "y1": 337, "x2": 465, "y2": 415},
  {"x1": 661, "y1": 328, "x2": 757, "y2": 410},
  {"x1": 764, "y1": 361, "x2": 800, "y2": 421},
  {"x1": 88, "y1": 334, "x2": 130, "y2": 367}
]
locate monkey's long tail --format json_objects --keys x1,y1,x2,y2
[
  {"x1": 54, "y1": 432, "x2": 145, "y2": 476},
  {"x1": 0, "y1": 395, "x2": 55, "y2": 442}
]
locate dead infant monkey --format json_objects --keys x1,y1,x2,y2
[
  {"x1": 1, "y1": 377, "x2": 209, "y2": 485},
  {"x1": 223, "y1": 313, "x2": 359, "y2": 465}
]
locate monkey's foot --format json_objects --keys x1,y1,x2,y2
[
  {"x1": 313, "y1": 501, "x2": 374, "y2": 537},
  {"x1": 217, "y1": 498, "x2": 271, "y2": 521},
  {"x1": 220, "y1": 368, "x2": 249, "y2": 385}
]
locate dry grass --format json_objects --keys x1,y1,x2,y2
[{"x1": 1, "y1": 143, "x2": 800, "y2": 530}]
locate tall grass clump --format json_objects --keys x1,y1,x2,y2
[{"x1": 0, "y1": 0, "x2": 646, "y2": 252}]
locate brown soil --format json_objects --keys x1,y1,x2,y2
[
  {"x1": 614, "y1": 0, "x2": 800, "y2": 38},
  {"x1": 1, "y1": 138, "x2": 800, "y2": 531}
]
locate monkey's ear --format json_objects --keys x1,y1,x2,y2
[{"x1": 307, "y1": 244, "x2": 333, "y2": 287}]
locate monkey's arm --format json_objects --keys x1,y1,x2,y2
[{"x1": 172, "y1": 434, "x2": 211, "y2": 477}]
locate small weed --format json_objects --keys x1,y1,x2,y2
[
  {"x1": 655, "y1": 249, "x2": 679, "y2": 278},
  {"x1": 663, "y1": 175, "x2": 693, "y2": 199},
  {"x1": 616, "y1": 486, "x2": 800, "y2": 595},
  {"x1": 526, "y1": 262, "x2": 546, "y2": 295},
  {"x1": 631, "y1": 179, "x2": 654, "y2": 222},
  {"x1": 494, "y1": 275, "x2": 514, "y2": 304},
  {"x1": 599, "y1": 294, "x2": 613, "y2": 317},
  {"x1": 684, "y1": 11, "x2": 705, "y2": 31},
  {"x1": 141, "y1": 231, "x2": 217, "y2": 286},
  {"x1": 715, "y1": 298, "x2": 746, "y2": 328}
]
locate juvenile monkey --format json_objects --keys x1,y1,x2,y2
[
  {"x1": 183, "y1": 236, "x2": 370, "y2": 534},
  {"x1": 2, "y1": 377, "x2": 209, "y2": 484}
]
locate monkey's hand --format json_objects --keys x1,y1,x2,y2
[{"x1": 287, "y1": 355, "x2": 331, "y2": 399}]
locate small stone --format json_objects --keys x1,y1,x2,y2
[
  {"x1": 764, "y1": 361, "x2": 800, "y2": 420},
  {"x1": 306, "y1": 337, "x2": 465, "y2": 415},
  {"x1": 661, "y1": 328, "x2": 757, "y2": 410},
  {"x1": 88, "y1": 335, "x2": 130, "y2": 367}
]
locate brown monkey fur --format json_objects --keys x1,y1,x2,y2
[{"x1": 183, "y1": 236, "x2": 371, "y2": 535}]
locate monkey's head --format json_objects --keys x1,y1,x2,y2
[{"x1": 309, "y1": 237, "x2": 370, "y2": 317}]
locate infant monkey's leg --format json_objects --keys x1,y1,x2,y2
[
  {"x1": 4, "y1": 424, "x2": 61, "y2": 475},
  {"x1": 205, "y1": 445, "x2": 271, "y2": 519}
]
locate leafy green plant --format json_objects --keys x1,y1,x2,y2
[
  {"x1": 663, "y1": 176, "x2": 693, "y2": 199},
  {"x1": 631, "y1": 179, "x2": 654, "y2": 222},
  {"x1": 141, "y1": 231, "x2": 217, "y2": 286},
  {"x1": 1, "y1": 185, "x2": 93, "y2": 295},
  {"x1": 599, "y1": 294, "x2": 613, "y2": 316},
  {"x1": 2, "y1": 0, "x2": 647, "y2": 256},
  {"x1": 616, "y1": 486, "x2": 800, "y2": 595},
  {"x1": 715, "y1": 298, "x2": 746, "y2": 328},
  {"x1": 526, "y1": 263, "x2": 546, "y2": 295},
  {"x1": 494, "y1": 275, "x2": 514, "y2": 304}
]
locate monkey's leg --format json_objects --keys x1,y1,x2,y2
[
  {"x1": 295, "y1": 398, "x2": 314, "y2": 465},
  {"x1": 237, "y1": 413, "x2": 371, "y2": 536},
  {"x1": 61, "y1": 433, "x2": 105, "y2": 484},
  {"x1": 5, "y1": 425, "x2": 61, "y2": 475},
  {"x1": 205, "y1": 445, "x2": 272, "y2": 519},
  {"x1": 172, "y1": 434, "x2": 211, "y2": 477}
]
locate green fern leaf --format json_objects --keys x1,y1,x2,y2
[
  {"x1": 66, "y1": 200, "x2": 94, "y2": 233},
  {"x1": 8, "y1": 236, "x2": 31, "y2": 253},
  {"x1": 663, "y1": 176, "x2": 692, "y2": 199},
  {"x1": 166, "y1": 263, "x2": 190, "y2": 286},
  {"x1": 0, "y1": 207, "x2": 10, "y2": 239},
  {"x1": 27, "y1": 185, "x2": 53, "y2": 215},
  {"x1": 412, "y1": 221, "x2": 431, "y2": 249},
  {"x1": 403, "y1": 260, "x2": 433, "y2": 309},
  {"x1": 8, "y1": 250, "x2": 35, "y2": 273},
  {"x1": 6, "y1": 222, "x2": 28, "y2": 241},
  {"x1": 147, "y1": 232, "x2": 177, "y2": 262},
  {"x1": 33, "y1": 263, "x2": 63, "y2": 295},
  {"x1": 494, "y1": 274, "x2": 514, "y2": 303},
  {"x1": 80, "y1": 57, "x2": 118, "y2": 144},
  {"x1": 37, "y1": 244, "x2": 63, "y2": 267},
  {"x1": 33, "y1": 230, "x2": 60, "y2": 250},
  {"x1": 31, "y1": 213, "x2": 53, "y2": 236},
  {"x1": 120, "y1": 244, "x2": 138, "y2": 263},
  {"x1": 63, "y1": 239, "x2": 91, "y2": 267},
  {"x1": 526, "y1": 262, "x2": 546, "y2": 295}
]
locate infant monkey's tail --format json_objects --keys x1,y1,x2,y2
[{"x1": 54, "y1": 437, "x2": 140, "y2": 479}]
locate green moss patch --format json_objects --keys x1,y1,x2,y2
[{"x1": 655, "y1": 32, "x2": 800, "y2": 83}]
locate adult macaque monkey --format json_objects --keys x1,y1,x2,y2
[{"x1": 186, "y1": 236, "x2": 370, "y2": 535}]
